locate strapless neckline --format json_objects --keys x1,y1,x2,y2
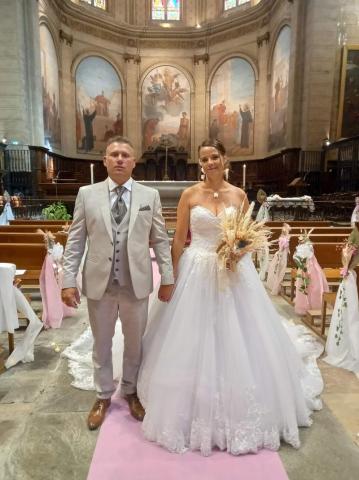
[{"x1": 191, "y1": 205, "x2": 235, "y2": 219}]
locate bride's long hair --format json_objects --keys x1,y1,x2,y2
[{"x1": 198, "y1": 139, "x2": 230, "y2": 181}]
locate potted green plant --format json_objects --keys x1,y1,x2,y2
[{"x1": 42, "y1": 201, "x2": 72, "y2": 220}]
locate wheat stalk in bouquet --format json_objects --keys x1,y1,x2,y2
[{"x1": 216, "y1": 202, "x2": 272, "y2": 272}]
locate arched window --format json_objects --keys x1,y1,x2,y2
[
  {"x1": 224, "y1": 0, "x2": 249, "y2": 11},
  {"x1": 151, "y1": 0, "x2": 181, "y2": 21},
  {"x1": 81, "y1": 0, "x2": 107, "y2": 10}
]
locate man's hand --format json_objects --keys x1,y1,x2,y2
[
  {"x1": 61, "y1": 287, "x2": 80, "y2": 308},
  {"x1": 158, "y1": 284, "x2": 174, "y2": 302}
]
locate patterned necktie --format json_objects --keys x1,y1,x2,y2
[{"x1": 112, "y1": 186, "x2": 127, "y2": 224}]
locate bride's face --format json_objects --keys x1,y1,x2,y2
[{"x1": 199, "y1": 146, "x2": 225, "y2": 176}]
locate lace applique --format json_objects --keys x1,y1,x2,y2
[{"x1": 142, "y1": 387, "x2": 302, "y2": 456}]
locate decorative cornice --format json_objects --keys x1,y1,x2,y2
[
  {"x1": 257, "y1": 31, "x2": 270, "y2": 47},
  {"x1": 46, "y1": 0, "x2": 287, "y2": 48},
  {"x1": 193, "y1": 53, "x2": 209, "y2": 65},
  {"x1": 123, "y1": 53, "x2": 141, "y2": 64},
  {"x1": 59, "y1": 28, "x2": 73, "y2": 46}
]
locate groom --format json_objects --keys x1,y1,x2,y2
[{"x1": 62, "y1": 136, "x2": 174, "y2": 430}]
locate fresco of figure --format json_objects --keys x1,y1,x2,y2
[
  {"x1": 209, "y1": 119, "x2": 220, "y2": 142},
  {"x1": 177, "y1": 111, "x2": 189, "y2": 149},
  {"x1": 142, "y1": 65, "x2": 191, "y2": 151},
  {"x1": 112, "y1": 113, "x2": 123, "y2": 135},
  {"x1": 239, "y1": 104, "x2": 253, "y2": 148},
  {"x1": 144, "y1": 118, "x2": 160, "y2": 149},
  {"x1": 94, "y1": 90, "x2": 110, "y2": 116},
  {"x1": 83, "y1": 108, "x2": 97, "y2": 152}
]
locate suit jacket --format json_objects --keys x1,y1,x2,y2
[{"x1": 62, "y1": 178, "x2": 174, "y2": 300}]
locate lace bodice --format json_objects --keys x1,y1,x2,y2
[{"x1": 189, "y1": 205, "x2": 227, "y2": 251}]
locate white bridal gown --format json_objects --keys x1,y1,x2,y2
[
  {"x1": 137, "y1": 206, "x2": 323, "y2": 456},
  {"x1": 63, "y1": 206, "x2": 323, "y2": 456}
]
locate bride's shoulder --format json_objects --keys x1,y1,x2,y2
[
  {"x1": 227, "y1": 183, "x2": 246, "y2": 198},
  {"x1": 180, "y1": 183, "x2": 202, "y2": 200}
]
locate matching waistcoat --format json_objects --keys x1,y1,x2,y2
[{"x1": 109, "y1": 206, "x2": 132, "y2": 288}]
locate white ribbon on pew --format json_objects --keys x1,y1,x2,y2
[
  {"x1": 0, "y1": 263, "x2": 43, "y2": 369},
  {"x1": 324, "y1": 271, "x2": 359, "y2": 376}
]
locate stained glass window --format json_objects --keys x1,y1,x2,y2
[
  {"x1": 152, "y1": 0, "x2": 181, "y2": 21},
  {"x1": 224, "y1": 0, "x2": 248, "y2": 11},
  {"x1": 81, "y1": 0, "x2": 107, "y2": 10}
]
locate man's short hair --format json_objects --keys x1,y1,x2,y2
[{"x1": 105, "y1": 135, "x2": 134, "y2": 151}]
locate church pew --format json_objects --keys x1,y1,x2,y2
[
  {"x1": 269, "y1": 227, "x2": 352, "y2": 241},
  {"x1": 287, "y1": 242, "x2": 343, "y2": 304},
  {"x1": 265, "y1": 221, "x2": 332, "y2": 227},
  {"x1": 0, "y1": 243, "x2": 46, "y2": 270},
  {"x1": 0, "y1": 232, "x2": 67, "y2": 246},
  {"x1": 9, "y1": 219, "x2": 71, "y2": 225},
  {"x1": 288, "y1": 234, "x2": 348, "y2": 266},
  {"x1": 0, "y1": 225, "x2": 66, "y2": 233}
]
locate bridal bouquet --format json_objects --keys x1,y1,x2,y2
[{"x1": 216, "y1": 202, "x2": 271, "y2": 272}]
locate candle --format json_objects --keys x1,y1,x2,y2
[
  {"x1": 90, "y1": 163, "x2": 94, "y2": 184},
  {"x1": 242, "y1": 163, "x2": 246, "y2": 189}
]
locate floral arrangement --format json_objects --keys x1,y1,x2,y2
[
  {"x1": 216, "y1": 202, "x2": 271, "y2": 272},
  {"x1": 333, "y1": 233, "x2": 359, "y2": 346},
  {"x1": 293, "y1": 228, "x2": 314, "y2": 296},
  {"x1": 273, "y1": 223, "x2": 291, "y2": 276},
  {"x1": 340, "y1": 241, "x2": 359, "y2": 278},
  {"x1": 37, "y1": 229, "x2": 56, "y2": 252}
]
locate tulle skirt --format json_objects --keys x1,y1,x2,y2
[{"x1": 137, "y1": 248, "x2": 323, "y2": 456}]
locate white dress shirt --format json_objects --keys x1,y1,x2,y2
[{"x1": 108, "y1": 176, "x2": 133, "y2": 210}]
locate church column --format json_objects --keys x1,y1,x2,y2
[
  {"x1": 59, "y1": 30, "x2": 75, "y2": 154},
  {"x1": 124, "y1": 53, "x2": 141, "y2": 156},
  {"x1": 300, "y1": 0, "x2": 339, "y2": 149},
  {"x1": 286, "y1": 0, "x2": 305, "y2": 147},
  {"x1": 0, "y1": 0, "x2": 43, "y2": 145},
  {"x1": 193, "y1": 53, "x2": 209, "y2": 164},
  {"x1": 255, "y1": 32, "x2": 270, "y2": 157}
]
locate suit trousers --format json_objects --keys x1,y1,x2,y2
[{"x1": 87, "y1": 281, "x2": 149, "y2": 399}]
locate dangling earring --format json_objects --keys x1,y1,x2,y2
[
  {"x1": 200, "y1": 166, "x2": 206, "y2": 181},
  {"x1": 224, "y1": 168, "x2": 229, "y2": 181}
]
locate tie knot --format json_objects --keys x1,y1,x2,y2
[{"x1": 115, "y1": 186, "x2": 126, "y2": 197}]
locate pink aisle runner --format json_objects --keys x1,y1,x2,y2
[{"x1": 87, "y1": 399, "x2": 289, "y2": 480}]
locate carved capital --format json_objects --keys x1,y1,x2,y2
[
  {"x1": 193, "y1": 53, "x2": 209, "y2": 65},
  {"x1": 123, "y1": 53, "x2": 141, "y2": 64},
  {"x1": 59, "y1": 29, "x2": 73, "y2": 46},
  {"x1": 257, "y1": 31, "x2": 270, "y2": 47}
]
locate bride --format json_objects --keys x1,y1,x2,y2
[{"x1": 64, "y1": 139, "x2": 323, "y2": 457}]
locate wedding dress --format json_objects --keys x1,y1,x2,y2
[
  {"x1": 63, "y1": 206, "x2": 323, "y2": 456},
  {"x1": 137, "y1": 206, "x2": 323, "y2": 456}
]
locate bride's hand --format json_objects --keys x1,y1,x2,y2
[{"x1": 158, "y1": 284, "x2": 174, "y2": 302}]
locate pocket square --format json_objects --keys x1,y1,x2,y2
[{"x1": 139, "y1": 205, "x2": 151, "y2": 211}]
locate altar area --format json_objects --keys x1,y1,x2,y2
[
  {"x1": 138, "y1": 181, "x2": 197, "y2": 207},
  {"x1": 256, "y1": 195, "x2": 317, "y2": 221}
]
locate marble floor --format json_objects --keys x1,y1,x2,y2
[{"x1": 0, "y1": 295, "x2": 359, "y2": 480}]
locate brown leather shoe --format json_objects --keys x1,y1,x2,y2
[
  {"x1": 87, "y1": 398, "x2": 111, "y2": 430},
  {"x1": 125, "y1": 393, "x2": 145, "y2": 421}
]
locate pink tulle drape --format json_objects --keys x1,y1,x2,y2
[
  {"x1": 294, "y1": 256, "x2": 329, "y2": 315},
  {"x1": 40, "y1": 254, "x2": 74, "y2": 329}
]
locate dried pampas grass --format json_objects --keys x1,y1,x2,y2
[{"x1": 216, "y1": 202, "x2": 272, "y2": 272}]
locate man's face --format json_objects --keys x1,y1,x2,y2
[{"x1": 103, "y1": 142, "x2": 136, "y2": 181}]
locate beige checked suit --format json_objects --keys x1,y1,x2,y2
[{"x1": 63, "y1": 178, "x2": 174, "y2": 398}]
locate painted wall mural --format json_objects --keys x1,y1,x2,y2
[
  {"x1": 210, "y1": 58, "x2": 255, "y2": 157},
  {"x1": 75, "y1": 56, "x2": 122, "y2": 154},
  {"x1": 40, "y1": 25, "x2": 61, "y2": 149},
  {"x1": 338, "y1": 45, "x2": 359, "y2": 138},
  {"x1": 268, "y1": 25, "x2": 291, "y2": 151},
  {"x1": 142, "y1": 65, "x2": 191, "y2": 151}
]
